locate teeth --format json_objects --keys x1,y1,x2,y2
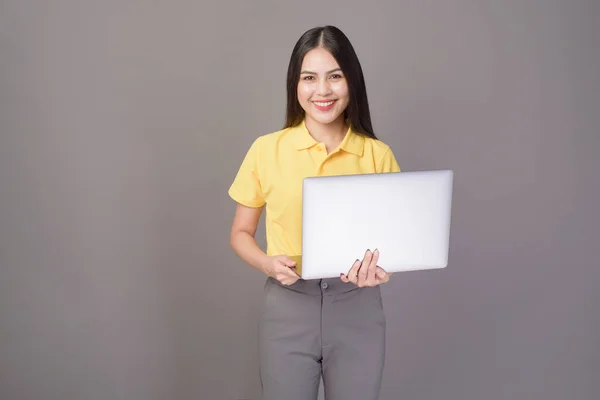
[{"x1": 314, "y1": 101, "x2": 334, "y2": 107}]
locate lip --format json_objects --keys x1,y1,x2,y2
[{"x1": 312, "y1": 99, "x2": 336, "y2": 111}]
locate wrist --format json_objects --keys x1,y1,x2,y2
[{"x1": 258, "y1": 255, "x2": 271, "y2": 276}]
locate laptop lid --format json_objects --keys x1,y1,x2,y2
[{"x1": 300, "y1": 169, "x2": 454, "y2": 280}]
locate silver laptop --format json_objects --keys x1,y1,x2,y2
[{"x1": 297, "y1": 169, "x2": 454, "y2": 280}]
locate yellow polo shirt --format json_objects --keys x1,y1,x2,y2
[{"x1": 229, "y1": 120, "x2": 400, "y2": 257}]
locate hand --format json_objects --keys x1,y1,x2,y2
[
  {"x1": 340, "y1": 249, "x2": 392, "y2": 287},
  {"x1": 261, "y1": 255, "x2": 300, "y2": 286}
]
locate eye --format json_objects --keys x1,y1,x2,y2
[{"x1": 329, "y1": 74, "x2": 343, "y2": 79}]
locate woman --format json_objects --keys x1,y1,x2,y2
[{"x1": 229, "y1": 25, "x2": 400, "y2": 400}]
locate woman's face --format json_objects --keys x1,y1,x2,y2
[{"x1": 297, "y1": 47, "x2": 350, "y2": 126}]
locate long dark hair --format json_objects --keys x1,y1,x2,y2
[{"x1": 284, "y1": 26, "x2": 377, "y2": 139}]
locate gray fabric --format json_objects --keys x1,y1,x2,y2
[{"x1": 259, "y1": 277, "x2": 386, "y2": 400}]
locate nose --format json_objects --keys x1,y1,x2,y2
[{"x1": 316, "y1": 78, "x2": 332, "y2": 96}]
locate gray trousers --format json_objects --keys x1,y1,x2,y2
[{"x1": 258, "y1": 276, "x2": 386, "y2": 400}]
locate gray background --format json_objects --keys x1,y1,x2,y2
[{"x1": 1, "y1": 0, "x2": 598, "y2": 399}]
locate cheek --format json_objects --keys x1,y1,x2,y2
[
  {"x1": 332, "y1": 82, "x2": 349, "y2": 98},
  {"x1": 297, "y1": 84, "x2": 313, "y2": 103}
]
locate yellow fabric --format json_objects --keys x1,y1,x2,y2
[{"x1": 229, "y1": 120, "x2": 400, "y2": 257}]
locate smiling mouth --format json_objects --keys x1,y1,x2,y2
[{"x1": 313, "y1": 100, "x2": 336, "y2": 107}]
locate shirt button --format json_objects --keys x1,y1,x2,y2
[{"x1": 322, "y1": 282, "x2": 329, "y2": 289}]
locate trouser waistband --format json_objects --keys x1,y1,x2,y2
[{"x1": 267, "y1": 276, "x2": 359, "y2": 296}]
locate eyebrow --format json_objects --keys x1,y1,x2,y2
[{"x1": 300, "y1": 68, "x2": 342, "y2": 75}]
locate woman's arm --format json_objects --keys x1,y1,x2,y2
[
  {"x1": 230, "y1": 203, "x2": 269, "y2": 274},
  {"x1": 230, "y1": 203, "x2": 300, "y2": 284}
]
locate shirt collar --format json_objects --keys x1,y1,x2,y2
[{"x1": 292, "y1": 120, "x2": 365, "y2": 156}]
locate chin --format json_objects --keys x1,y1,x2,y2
[{"x1": 306, "y1": 112, "x2": 344, "y2": 126}]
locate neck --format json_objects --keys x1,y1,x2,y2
[{"x1": 305, "y1": 116, "x2": 348, "y2": 152}]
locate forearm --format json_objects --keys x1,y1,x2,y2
[{"x1": 230, "y1": 231, "x2": 269, "y2": 274}]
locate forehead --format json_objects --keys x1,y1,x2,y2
[{"x1": 301, "y1": 47, "x2": 340, "y2": 71}]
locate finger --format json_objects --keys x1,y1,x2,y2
[
  {"x1": 275, "y1": 257, "x2": 298, "y2": 278},
  {"x1": 285, "y1": 276, "x2": 299, "y2": 286},
  {"x1": 347, "y1": 259, "x2": 361, "y2": 285},
  {"x1": 376, "y1": 266, "x2": 390, "y2": 283},
  {"x1": 365, "y1": 249, "x2": 379, "y2": 286},
  {"x1": 280, "y1": 256, "x2": 296, "y2": 268},
  {"x1": 358, "y1": 250, "x2": 372, "y2": 287},
  {"x1": 275, "y1": 264, "x2": 297, "y2": 283},
  {"x1": 279, "y1": 264, "x2": 299, "y2": 278},
  {"x1": 340, "y1": 273, "x2": 349, "y2": 283},
  {"x1": 280, "y1": 271, "x2": 299, "y2": 285},
  {"x1": 345, "y1": 260, "x2": 360, "y2": 284}
]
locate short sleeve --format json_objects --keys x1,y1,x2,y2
[
  {"x1": 377, "y1": 146, "x2": 401, "y2": 173},
  {"x1": 228, "y1": 138, "x2": 266, "y2": 207}
]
